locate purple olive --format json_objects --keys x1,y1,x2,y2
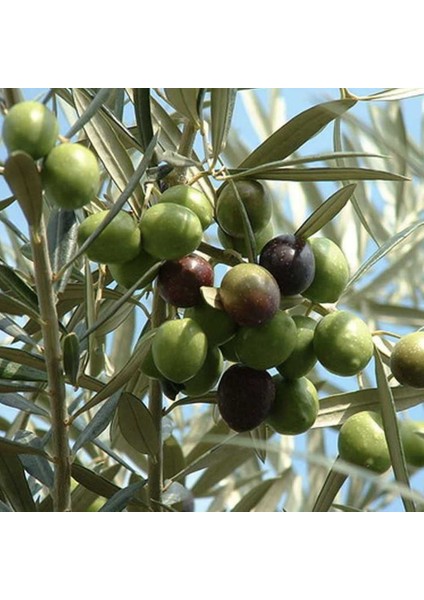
[
  {"x1": 158, "y1": 254, "x2": 214, "y2": 307},
  {"x1": 259, "y1": 234, "x2": 315, "y2": 296}
]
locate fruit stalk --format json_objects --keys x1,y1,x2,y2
[
  {"x1": 30, "y1": 219, "x2": 71, "y2": 511},
  {"x1": 148, "y1": 286, "x2": 167, "y2": 511}
]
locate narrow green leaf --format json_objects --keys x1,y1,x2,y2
[
  {"x1": 353, "y1": 88, "x2": 424, "y2": 102},
  {"x1": 133, "y1": 88, "x2": 156, "y2": 155},
  {"x1": 98, "y1": 478, "x2": 147, "y2": 512},
  {"x1": 72, "y1": 88, "x2": 144, "y2": 206},
  {"x1": 240, "y1": 99, "x2": 357, "y2": 168},
  {"x1": 0, "y1": 453, "x2": 37, "y2": 512},
  {"x1": 0, "y1": 313, "x2": 41, "y2": 348},
  {"x1": 0, "y1": 264, "x2": 39, "y2": 313},
  {"x1": 62, "y1": 332, "x2": 81, "y2": 387},
  {"x1": 227, "y1": 166, "x2": 409, "y2": 182},
  {"x1": 15, "y1": 432, "x2": 54, "y2": 489},
  {"x1": 344, "y1": 220, "x2": 424, "y2": 292},
  {"x1": 65, "y1": 88, "x2": 114, "y2": 139},
  {"x1": 0, "y1": 358, "x2": 47, "y2": 382},
  {"x1": 0, "y1": 195, "x2": 16, "y2": 211},
  {"x1": 72, "y1": 392, "x2": 121, "y2": 455},
  {"x1": 3, "y1": 151, "x2": 43, "y2": 228},
  {"x1": 374, "y1": 347, "x2": 415, "y2": 512},
  {"x1": 191, "y1": 445, "x2": 254, "y2": 496},
  {"x1": 232, "y1": 471, "x2": 292, "y2": 512},
  {"x1": 71, "y1": 463, "x2": 120, "y2": 498},
  {"x1": 164, "y1": 88, "x2": 201, "y2": 127},
  {"x1": 210, "y1": 88, "x2": 237, "y2": 165},
  {"x1": 0, "y1": 393, "x2": 48, "y2": 417},
  {"x1": 314, "y1": 384, "x2": 424, "y2": 429},
  {"x1": 47, "y1": 209, "x2": 79, "y2": 294},
  {"x1": 117, "y1": 392, "x2": 159, "y2": 457},
  {"x1": 295, "y1": 184, "x2": 357, "y2": 239},
  {"x1": 312, "y1": 459, "x2": 348, "y2": 512},
  {"x1": 0, "y1": 436, "x2": 50, "y2": 458}
]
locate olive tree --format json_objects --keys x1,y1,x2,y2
[{"x1": 0, "y1": 87, "x2": 424, "y2": 512}]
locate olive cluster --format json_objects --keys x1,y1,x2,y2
[
  {"x1": 2, "y1": 101, "x2": 100, "y2": 210},
  {"x1": 4, "y1": 101, "x2": 424, "y2": 472}
]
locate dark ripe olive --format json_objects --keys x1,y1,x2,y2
[
  {"x1": 218, "y1": 263, "x2": 281, "y2": 327},
  {"x1": 259, "y1": 234, "x2": 315, "y2": 296},
  {"x1": 158, "y1": 254, "x2": 214, "y2": 308},
  {"x1": 217, "y1": 364, "x2": 276, "y2": 432}
]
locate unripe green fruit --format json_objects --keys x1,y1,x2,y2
[
  {"x1": 152, "y1": 318, "x2": 208, "y2": 383},
  {"x1": 140, "y1": 346, "x2": 162, "y2": 379},
  {"x1": 216, "y1": 179, "x2": 272, "y2": 238},
  {"x1": 140, "y1": 203, "x2": 203, "y2": 260},
  {"x1": 338, "y1": 411, "x2": 391, "y2": 473},
  {"x1": 184, "y1": 302, "x2": 237, "y2": 347},
  {"x1": 42, "y1": 143, "x2": 100, "y2": 209},
  {"x1": 267, "y1": 376, "x2": 319, "y2": 435},
  {"x1": 218, "y1": 221, "x2": 274, "y2": 258},
  {"x1": 220, "y1": 335, "x2": 240, "y2": 362},
  {"x1": 184, "y1": 346, "x2": 224, "y2": 397},
  {"x1": 277, "y1": 315, "x2": 317, "y2": 379},
  {"x1": 313, "y1": 310, "x2": 373, "y2": 376},
  {"x1": 234, "y1": 310, "x2": 296, "y2": 370},
  {"x1": 303, "y1": 237, "x2": 349, "y2": 303},
  {"x1": 390, "y1": 332, "x2": 424, "y2": 388},
  {"x1": 2, "y1": 101, "x2": 58, "y2": 159},
  {"x1": 108, "y1": 247, "x2": 158, "y2": 289},
  {"x1": 78, "y1": 210, "x2": 141, "y2": 264},
  {"x1": 399, "y1": 419, "x2": 424, "y2": 468},
  {"x1": 159, "y1": 184, "x2": 214, "y2": 230}
]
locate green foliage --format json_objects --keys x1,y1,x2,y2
[{"x1": 1, "y1": 87, "x2": 424, "y2": 512}]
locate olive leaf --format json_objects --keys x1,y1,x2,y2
[
  {"x1": 3, "y1": 151, "x2": 43, "y2": 228},
  {"x1": 117, "y1": 392, "x2": 159, "y2": 457},
  {"x1": 210, "y1": 88, "x2": 237, "y2": 166}
]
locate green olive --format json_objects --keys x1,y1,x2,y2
[
  {"x1": 2, "y1": 100, "x2": 58, "y2": 159},
  {"x1": 313, "y1": 311, "x2": 373, "y2": 377},
  {"x1": 234, "y1": 310, "x2": 296, "y2": 370},
  {"x1": 399, "y1": 419, "x2": 424, "y2": 468},
  {"x1": 267, "y1": 376, "x2": 319, "y2": 435},
  {"x1": 77, "y1": 210, "x2": 141, "y2": 264},
  {"x1": 303, "y1": 237, "x2": 349, "y2": 303},
  {"x1": 338, "y1": 411, "x2": 391, "y2": 473},
  {"x1": 108, "y1": 248, "x2": 158, "y2": 289},
  {"x1": 42, "y1": 143, "x2": 100, "y2": 209},
  {"x1": 184, "y1": 346, "x2": 224, "y2": 397},
  {"x1": 216, "y1": 179, "x2": 272, "y2": 238},
  {"x1": 184, "y1": 301, "x2": 238, "y2": 347},
  {"x1": 159, "y1": 184, "x2": 214, "y2": 230},
  {"x1": 140, "y1": 203, "x2": 203, "y2": 260},
  {"x1": 152, "y1": 318, "x2": 208, "y2": 383},
  {"x1": 217, "y1": 221, "x2": 274, "y2": 258},
  {"x1": 277, "y1": 315, "x2": 317, "y2": 379},
  {"x1": 390, "y1": 332, "x2": 424, "y2": 388}
]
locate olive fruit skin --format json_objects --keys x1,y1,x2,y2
[
  {"x1": 219, "y1": 263, "x2": 281, "y2": 327},
  {"x1": 234, "y1": 310, "x2": 297, "y2": 370},
  {"x1": 184, "y1": 302, "x2": 237, "y2": 347},
  {"x1": 267, "y1": 376, "x2": 319, "y2": 435},
  {"x1": 399, "y1": 420, "x2": 424, "y2": 468},
  {"x1": 140, "y1": 203, "x2": 203, "y2": 260},
  {"x1": 218, "y1": 221, "x2": 274, "y2": 258},
  {"x1": 77, "y1": 210, "x2": 141, "y2": 264},
  {"x1": 390, "y1": 332, "x2": 424, "y2": 388},
  {"x1": 313, "y1": 310, "x2": 373, "y2": 377},
  {"x1": 219, "y1": 335, "x2": 240, "y2": 363},
  {"x1": 184, "y1": 346, "x2": 224, "y2": 397},
  {"x1": 108, "y1": 247, "x2": 158, "y2": 289},
  {"x1": 303, "y1": 237, "x2": 349, "y2": 303},
  {"x1": 216, "y1": 180, "x2": 272, "y2": 238},
  {"x1": 158, "y1": 254, "x2": 214, "y2": 308},
  {"x1": 2, "y1": 101, "x2": 58, "y2": 160},
  {"x1": 277, "y1": 315, "x2": 317, "y2": 380},
  {"x1": 159, "y1": 184, "x2": 214, "y2": 230},
  {"x1": 140, "y1": 346, "x2": 162, "y2": 379},
  {"x1": 338, "y1": 411, "x2": 391, "y2": 473},
  {"x1": 42, "y1": 143, "x2": 100, "y2": 209},
  {"x1": 152, "y1": 318, "x2": 207, "y2": 383},
  {"x1": 259, "y1": 234, "x2": 315, "y2": 296},
  {"x1": 217, "y1": 364, "x2": 276, "y2": 432}
]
